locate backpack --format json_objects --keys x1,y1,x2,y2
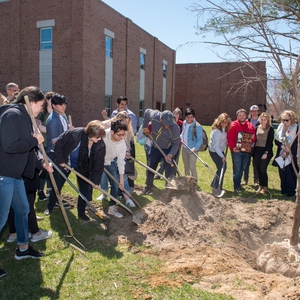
[{"x1": 192, "y1": 122, "x2": 208, "y2": 151}]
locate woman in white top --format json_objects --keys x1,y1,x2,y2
[
  {"x1": 100, "y1": 112, "x2": 136, "y2": 206},
  {"x1": 209, "y1": 113, "x2": 231, "y2": 192}
]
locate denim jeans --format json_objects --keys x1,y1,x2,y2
[
  {"x1": 101, "y1": 166, "x2": 130, "y2": 194},
  {"x1": 231, "y1": 152, "x2": 250, "y2": 190},
  {"x1": 146, "y1": 146, "x2": 174, "y2": 189},
  {"x1": 209, "y1": 151, "x2": 226, "y2": 189},
  {"x1": 104, "y1": 162, "x2": 119, "y2": 206},
  {"x1": 0, "y1": 176, "x2": 29, "y2": 245}
]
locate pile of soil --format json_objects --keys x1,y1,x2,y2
[{"x1": 68, "y1": 186, "x2": 300, "y2": 299}]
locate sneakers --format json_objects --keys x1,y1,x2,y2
[
  {"x1": 15, "y1": 246, "x2": 45, "y2": 260},
  {"x1": 54, "y1": 200, "x2": 71, "y2": 208},
  {"x1": 97, "y1": 194, "x2": 107, "y2": 200},
  {"x1": 38, "y1": 190, "x2": 48, "y2": 201},
  {"x1": 0, "y1": 268, "x2": 6, "y2": 278},
  {"x1": 234, "y1": 187, "x2": 245, "y2": 193},
  {"x1": 126, "y1": 199, "x2": 136, "y2": 208},
  {"x1": 108, "y1": 205, "x2": 123, "y2": 218},
  {"x1": 254, "y1": 179, "x2": 260, "y2": 186},
  {"x1": 78, "y1": 214, "x2": 90, "y2": 221},
  {"x1": 141, "y1": 186, "x2": 153, "y2": 195},
  {"x1": 31, "y1": 229, "x2": 52, "y2": 242},
  {"x1": 241, "y1": 179, "x2": 248, "y2": 185},
  {"x1": 44, "y1": 208, "x2": 50, "y2": 215},
  {"x1": 7, "y1": 233, "x2": 33, "y2": 242},
  {"x1": 7, "y1": 234, "x2": 17, "y2": 243}
]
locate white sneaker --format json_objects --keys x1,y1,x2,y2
[
  {"x1": 44, "y1": 208, "x2": 50, "y2": 215},
  {"x1": 108, "y1": 205, "x2": 123, "y2": 218},
  {"x1": 97, "y1": 193, "x2": 107, "y2": 200},
  {"x1": 126, "y1": 199, "x2": 136, "y2": 208},
  {"x1": 31, "y1": 229, "x2": 53, "y2": 242}
]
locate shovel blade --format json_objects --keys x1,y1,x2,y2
[{"x1": 212, "y1": 188, "x2": 225, "y2": 198}]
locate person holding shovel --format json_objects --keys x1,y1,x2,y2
[
  {"x1": 0, "y1": 86, "x2": 46, "y2": 276},
  {"x1": 209, "y1": 113, "x2": 231, "y2": 195},
  {"x1": 102, "y1": 120, "x2": 129, "y2": 218},
  {"x1": 141, "y1": 109, "x2": 180, "y2": 195},
  {"x1": 53, "y1": 120, "x2": 106, "y2": 221}
]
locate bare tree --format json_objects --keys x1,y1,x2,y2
[{"x1": 188, "y1": 0, "x2": 300, "y2": 247}]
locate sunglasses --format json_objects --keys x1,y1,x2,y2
[{"x1": 282, "y1": 119, "x2": 290, "y2": 122}]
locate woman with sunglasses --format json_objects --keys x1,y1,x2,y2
[{"x1": 273, "y1": 110, "x2": 298, "y2": 198}]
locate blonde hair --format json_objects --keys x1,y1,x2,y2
[
  {"x1": 258, "y1": 112, "x2": 271, "y2": 128},
  {"x1": 212, "y1": 113, "x2": 231, "y2": 133},
  {"x1": 281, "y1": 110, "x2": 296, "y2": 125}
]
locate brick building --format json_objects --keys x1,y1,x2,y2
[
  {"x1": 0, "y1": 0, "x2": 176, "y2": 127},
  {"x1": 174, "y1": 62, "x2": 267, "y2": 125}
]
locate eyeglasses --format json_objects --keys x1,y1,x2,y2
[
  {"x1": 282, "y1": 119, "x2": 291, "y2": 122},
  {"x1": 10, "y1": 89, "x2": 19, "y2": 92},
  {"x1": 115, "y1": 133, "x2": 125, "y2": 137}
]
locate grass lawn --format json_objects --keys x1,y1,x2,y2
[{"x1": 0, "y1": 125, "x2": 290, "y2": 299}]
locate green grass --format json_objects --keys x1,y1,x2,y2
[{"x1": 0, "y1": 125, "x2": 287, "y2": 299}]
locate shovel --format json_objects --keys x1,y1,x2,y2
[
  {"x1": 48, "y1": 157, "x2": 106, "y2": 221},
  {"x1": 62, "y1": 164, "x2": 142, "y2": 225},
  {"x1": 128, "y1": 155, "x2": 197, "y2": 192},
  {"x1": 24, "y1": 96, "x2": 85, "y2": 254},
  {"x1": 148, "y1": 135, "x2": 182, "y2": 176},
  {"x1": 212, "y1": 148, "x2": 228, "y2": 198},
  {"x1": 104, "y1": 168, "x2": 142, "y2": 209},
  {"x1": 128, "y1": 155, "x2": 176, "y2": 188}
]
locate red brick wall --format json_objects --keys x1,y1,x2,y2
[
  {"x1": 175, "y1": 62, "x2": 267, "y2": 125},
  {"x1": 0, "y1": 0, "x2": 175, "y2": 126}
]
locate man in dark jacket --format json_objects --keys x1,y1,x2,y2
[{"x1": 141, "y1": 109, "x2": 180, "y2": 195}]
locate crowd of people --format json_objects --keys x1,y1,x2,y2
[{"x1": 0, "y1": 82, "x2": 298, "y2": 278}]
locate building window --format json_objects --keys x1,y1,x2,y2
[
  {"x1": 40, "y1": 28, "x2": 52, "y2": 50},
  {"x1": 106, "y1": 36, "x2": 113, "y2": 58},
  {"x1": 140, "y1": 53, "x2": 145, "y2": 70},
  {"x1": 163, "y1": 63, "x2": 167, "y2": 78},
  {"x1": 104, "y1": 95, "x2": 112, "y2": 117},
  {"x1": 139, "y1": 100, "x2": 144, "y2": 119}
]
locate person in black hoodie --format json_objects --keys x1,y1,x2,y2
[{"x1": 0, "y1": 86, "x2": 45, "y2": 277}]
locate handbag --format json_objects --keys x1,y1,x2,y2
[{"x1": 125, "y1": 159, "x2": 135, "y2": 175}]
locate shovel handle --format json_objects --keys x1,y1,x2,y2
[
  {"x1": 148, "y1": 135, "x2": 174, "y2": 167},
  {"x1": 62, "y1": 164, "x2": 135, "y2": 216},
  {"x1": 128, "y1": 155, "x2": 175, "y2": 187},
  {"x1": 24, "y1": 96, "x2": 75, "y2": 237},
  {"x1": 104, "y1": 168, "x2": 142, "y2": 209}
]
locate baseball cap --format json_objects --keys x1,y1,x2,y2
[
  {"x1": 161, "y1": 110, "x2": 174, "y2": 126},
  {"x1": 250, "y1": 105, "x2": 259, "y2": 111}
]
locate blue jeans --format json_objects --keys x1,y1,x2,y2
[
  {"x1": 146, "y1": 146, "x2": 174, "y2": 189},
  {"x1": 0, "y1": 176, "x2": 29, "y2": 245},
  {"x1": 104, "y1": 162, "x2": 119, "y2": 206},
  {"x1": 231, "y1": 152, "x2": 250, "y2": 190},
  {"x1": 209, "y1": 151, "x2": 226, "y2": 189}
]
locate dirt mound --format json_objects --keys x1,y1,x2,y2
[{"x1": 101, "y1": 188, "x2": 300, "y2": 299}]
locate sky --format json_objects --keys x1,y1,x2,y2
[{"x1": 102, "y1": 0, "x2": 227, "y2": 64}]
